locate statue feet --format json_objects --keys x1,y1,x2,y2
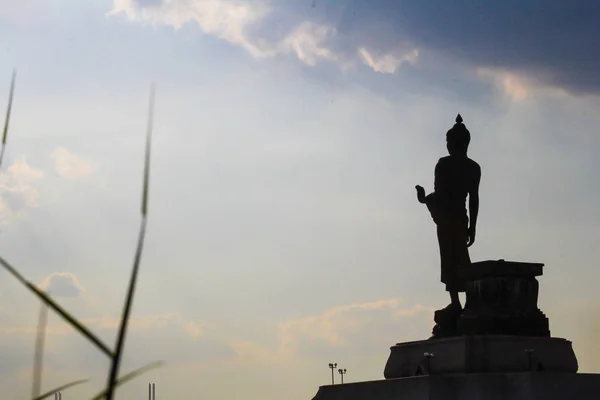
[{"x1": 430, "y1": 303, "x2": 463, "y2": 339}]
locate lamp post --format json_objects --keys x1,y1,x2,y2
[
  {"x1": 338, "y1": 368, "x2": 347, "y2": 384},
  {"x1": 328, "y1": 363, "x2": 337, "y2": 384},
  {"x1": 525, "y1": 349, "x2": 534, "y2": 371},
  {"x1": 148, "y1": 382, "x2": 156, "y2": 399},
  {"x1": 424, "y1": 352, "x2": 434, "y2": 374}
]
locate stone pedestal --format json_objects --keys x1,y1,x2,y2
[
  {"x1": 458, "y1": 260, "x2": 550, "y2": 337},
  {"x1": 384, "y1": 335, "x2": 577, "y2": 379},
  {"x1": 309, "y1": 259, "x2": 595, "y2": 400},
  {"x1": 311, "y1": 372, "x2": 600, "y2": 400},
  {"x1": 432, "y1": 260, "x2": 549, "y2": 339}
]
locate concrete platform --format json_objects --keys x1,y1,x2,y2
[
  {"x1": 384, "y1": 335, "x2": 577, "y2": 379},
  {"x1": 311, "y1": 372, "x2": 600, "y2": 400}
]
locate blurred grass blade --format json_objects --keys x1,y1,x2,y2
[
  {"x1": 0, "y1": 256, "x2": 113, "y2": 358},
  {"x1": 31, "y1": 300, "x2": 49, "y2": 399},
  {"x1": 90, "y1": 361, "x2": 163, "y2": 400},
  {"x1": 32, "y1": 379, "x2": 89, "y2": 400},
  {"x1": 2, "y1": 69, "x2": 16, "y2": 144},
  {"x1": 105, "y1": 83, "x2": 155, "y2": 400},
  {"x1": 141, "y1": 83, "x2": 154, "y2": 217},
  {"x1": 0, "y1": 69, "x2": 16, "y2": 169}
]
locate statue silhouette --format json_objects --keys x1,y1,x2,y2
[{"x1": 416, "y1": 114, "x2": 481, "y2": 313}]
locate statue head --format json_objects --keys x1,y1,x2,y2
[{"x1": 446, "y1": 114, "x2": 471, "y2": 156}]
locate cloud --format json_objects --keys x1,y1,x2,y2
[
  {"x1": 114, "y1": 1, "x2": 600, "y2": 95},
  {"x1": 185, "y1": 319, "x2": 205, "y2": 339},
  {"x1": 476, "y1": 68, "x2": 531, "y2": 101},
  {"x1": 280, "y1": 21, "x2": 343, "y2": 67},
  {"x1": 229, "y1": 299, "x2": 434, "y2": 364},
  {"x1": 6, "y1": 160, "x2": 45, "y2": 182},
  {"x1": 38, "y1": 272, "x2": 86, "y2": 297},
  {"x1": 108, "y1": 0, "x2": 418, "y2": 73},
  {"x1": 50, "y1": 147, "x2": 93, "y2": 179},
  {"x1": 109, "y1": 0, "x2": 274, "y2": 58},
  {"x1": 0, "y1": 159, "x2": 44, "y2": 224},
  {"x1": 358, "y1": 47, "x2": 418, "y2": 74},
  {"x1": 332, "y1": 1, "x2": 600, "y2": 96},
  {"x1": 0, "y1": 312, "x2": 208, "y2": 340},
  {"x1": 277, "y1": 299, "x2": 433, "y2": 357}
]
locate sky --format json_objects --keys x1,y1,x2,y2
[{"x1": 1, "y1": 0, "x2": 600, "y2": 398}]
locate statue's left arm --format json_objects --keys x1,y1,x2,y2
[{"x1": 467, "y1": 163, "x2": 481, "y2": 247}]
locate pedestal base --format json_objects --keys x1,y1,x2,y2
[
  {"x1": 311, "y1": 372, "x2": 600, "y2": 400},
  {"x1": 384, "y1": 335, "x2": 577, "y2": 379}
]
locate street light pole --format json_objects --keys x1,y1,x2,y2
[
  {"x1": 338, "y1": 368, "x2": 347, "y2": 384},
  {"x1": 328, "y1": 363, "x2": 337, "y2": 385}
]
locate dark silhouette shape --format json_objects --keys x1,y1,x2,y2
[{"x1": 416, "y1": 114, "x2": 481, "y2": 314}]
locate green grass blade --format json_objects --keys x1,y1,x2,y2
[
  {"x1": 142, "y1": 83, "x2": 154, "y2": 217},
  {"x1": 0, "y1": 257, "x2": 113, "y2": 358},
  {"x1": 0, "y1": 69, "x2": 16, "y2": 169},
  {"x1": 105, "y1": 84, "x2": 155, "y2": 400},
  {"x1": 31, "y1": 379, "x2": 89, "y2": 400},
  {"x1": 90, "y1": 361, "x2": 163, "y2": 400},
  {"x1": 31, "y1": 300, "x2": 49, "y2": 399},
  {"x1": 2, "y1": 69, "x2": 16, "y2": 144}
]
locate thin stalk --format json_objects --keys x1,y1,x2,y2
[
  {"x1": 31, "y1": 300, "x2": 49, "y2": 398},
  {"x1": 90, "y1": 361, "x2": 163, "y2": 400},
  {"x1": 0, "y1": 69, "x2": 16, "y2": 169},
  {"x1": 0, "y1": 256, "x2": 113, "y2": 357},
  {"x1": 31, "y1": 379, "x2": 88, "y2": 400},
  {"x1": 105, "y1": 83, "x2": 155, "y2": 400}
]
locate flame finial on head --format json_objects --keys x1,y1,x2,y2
[{"x1": 456, "y1": 114, "x2": 463, "y2": 124}]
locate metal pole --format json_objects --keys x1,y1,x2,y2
[
  {"x1": 153, "y1": 382, "x2": 155, "y2": 399},
  {"x1": 424, "y1": 352, "x2": 434, "y2": 374},
  {"x1": 338, "y1": 368, "x2": 347, "y2": 384},
  {"x1": 525, "y1": 349, "x2": 534, "y2": 371},
  {"x1": 328, "y1": 363, "x2": 337, "y2": 385}
]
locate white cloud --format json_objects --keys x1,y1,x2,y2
[
  {"x1": 476, "y1": 67, "x2": 531, "y2": 101},
  {"x1": 358, "y1": 47, "x2": 419, "y2": 74},
  {"x1": 475, "y1": 67, "x2": 575, "y2": 101},
  {"x1": 38, "y1": 272, "x2": 86, "y2": 297},
  {"x1": 6, "y1": 159, "x2": 45, "y2": 182},
  {"x1": 109, "y1": 0, "x2": 274, "y2": 58},
  {"x1": 50, "y1": 147, "x2": 93, "y2": 179},
  {"x1": 185, "y1": 319, "x2": 205, "y2": 339},
  {"x1": 277, "y1": 298, "x2": 432, "y2": 357},
  {"x1": 0, "y1": 312, "x2": 208, "y2": 342},
  {"x1": 0, "y1": 159, "x2": 44, "y2": 224},
  {"x1": 109, "y1": 0, "x2": 413, "y2": 72},
  {"x1": 228, "y1": 299, "x2": 434, "y2": 364},
  {"x1": 279, "y1": 21, "x2": 343, "y2": 67}
]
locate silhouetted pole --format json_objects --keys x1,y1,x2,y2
[
  {"x1": 328, "y1": 363, "x2": 337, "y2": 384},
  {"x1": 338, "y1": 368, "x2": 347, "y2": 384},
  {"x1": 424, "y1": 352, "x2": 434, "y2": 374}
]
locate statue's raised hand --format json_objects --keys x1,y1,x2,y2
[{"x1": 415, "y1": 185, "x2": 426, "y2": 204}]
